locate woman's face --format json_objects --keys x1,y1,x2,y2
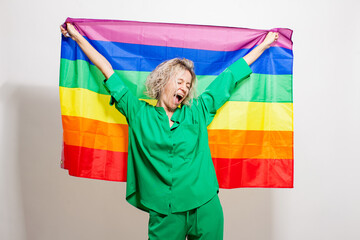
[{"x1": 158, "y1": 69, "x2": 192, "y2": 112}]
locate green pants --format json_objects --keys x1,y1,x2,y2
[{"x1": 148, "y1": 195, "x2": 223, "y2": 240}]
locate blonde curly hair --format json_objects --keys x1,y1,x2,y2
[{"x1": 145, "y1": 58, "x2": 197, "y2": 105}]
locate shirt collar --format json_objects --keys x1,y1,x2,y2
[
  {"x1": 155, "y1": 106, "x2": 182, "y2": 123},
  {"x1": 170, "y1": 108, "x2": 181, "y2": 123}
]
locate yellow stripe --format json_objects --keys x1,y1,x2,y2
[
  {"x1": 60, "y1": 87, "x2": 293, "y2": 131},
  {"x1": 208, "y1": 101, "x2": 293, "y2": 131},
  {"x1": 60, "y1": 87, "x2": 128, "y2": 124}
]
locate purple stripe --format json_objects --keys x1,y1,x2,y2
[{"x1": 63, "y1": 17, "x2": 293, "y2": 51}]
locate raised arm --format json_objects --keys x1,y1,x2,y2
[
  {"x1": 60, "y1": 23, "x2": 114, "y2": 79},
  {"x1": 197, "y1": 32, "x2": 279, "y2": 125},
  {"x1": 60, "y1": 22, "x2": 143, "y2": 124},
  {"x1": 243, "y1": 32, "x2": 279, "y2": 66}
]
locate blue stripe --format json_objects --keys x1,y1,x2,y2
[{"x1": 61, "y1": 36, "x2": 293, "y2": 75}]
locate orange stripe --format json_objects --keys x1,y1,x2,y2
[
  {"x1": 208, "y1": 129, "x2": 293, "y2": 160},
  {"x1": 62, "y1": 115, "x2": 129, "y2": 152},
  {"x1": 62, "y1": 115, "x2": 293, "y2": 159}
]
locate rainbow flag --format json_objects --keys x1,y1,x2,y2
[{"x1": 60, "y1": 18, "x2": 294, "y2": 188}]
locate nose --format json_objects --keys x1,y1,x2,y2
[{"x1": 178, "y1": 83, "x2": 186, "y2": 92}]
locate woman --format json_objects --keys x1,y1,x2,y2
[{"x1": 61, "y1": 22, "x2": 278, "y2": 240}]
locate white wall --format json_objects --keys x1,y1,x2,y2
[{"x1": 1, "y1": 0, "x2": 359, "y2": 239}]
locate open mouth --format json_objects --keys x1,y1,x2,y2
[{"x1": 174, "y1": 93, "x2": 184, "y2": 104}]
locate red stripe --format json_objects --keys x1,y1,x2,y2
[
  {"x1": 213, "y1": 158, "x2": 293, "y2": 188},
  {"x1": 61, "y1": 143, "x2": 293, "y2": 188},
  {"x1": 62, "y1": 143, "x2": 127, "y2": 181}
]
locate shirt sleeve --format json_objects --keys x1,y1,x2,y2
[
  {"x1": 103, "y1": 72, "x2": 142, "y2": 124},
  {"x1": 198, "y1": 58, "x2": 252, "y2": 126}
]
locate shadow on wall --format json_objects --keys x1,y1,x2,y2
[
  {"x1": 6, "y1": 83, "x2": 147, "y2": 240},
  {"x1": 3, "y1": 83, "x2": 274, "y2": 240}
]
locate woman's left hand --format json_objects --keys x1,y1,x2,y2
[
  {"x1": 243, "y1": 31, "x2": 279, "y2": 65},
  {"x1": 261, "y1": 32, "x2": 279, "y2": 49}
]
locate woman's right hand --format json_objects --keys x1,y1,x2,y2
[
  {"x1": 60, "y1": 21, "x2": 114, "y2": 79},
  {"x1": 60, "y1": 23, "x2": 80, "y2": 41}
]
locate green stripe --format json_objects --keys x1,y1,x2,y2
[{"x1": 60, "y1": 58, "x2": 293, "y2": 103}]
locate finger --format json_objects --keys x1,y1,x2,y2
[
  {"x1": 60, "y1": 29, "x2": 70, "y2": 37},
  {"x1": 60, "y1": 26, "x2": 67, "y2": 32}
]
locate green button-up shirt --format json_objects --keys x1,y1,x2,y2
[{"x1": 103, "y1": 58, "x2": 252, "y2": 215}]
